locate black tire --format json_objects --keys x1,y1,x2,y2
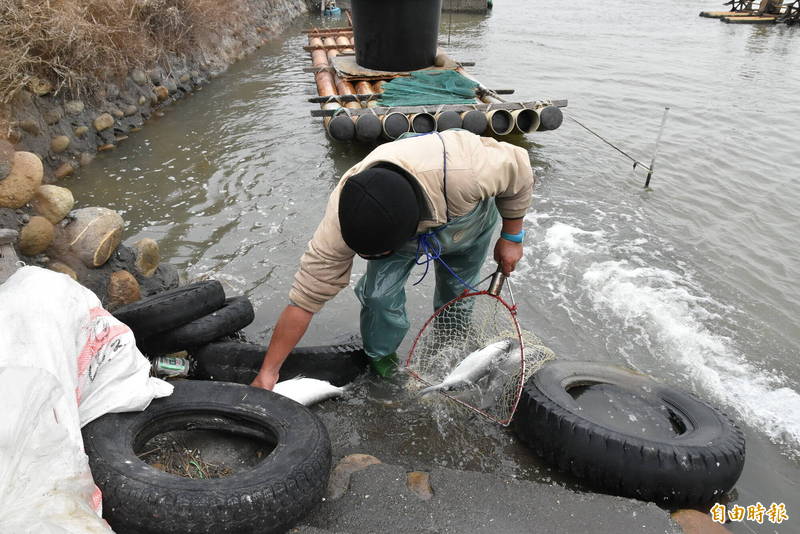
[
  {"x1": 142, "y1": 296, "x2": 255, "y2": 354},
  {"x1": 513, "y1": 360, "x2": 745, "y2": 506},
  {"x1": 191, "y1": 340, "x2": 368, "y2": 387},
  {"x1": 82, "y1": 380, "x2": 331, "y2": 534},
  {"x1": 113, "y1": 281, "x2": 226, "y2": 338}
]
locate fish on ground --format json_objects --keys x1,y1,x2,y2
[
  {"x1": 272, "y1": 377, "x2": 346, "y2": 406},
  {"x1": 418, "y1": 339, "x2": 513, "y2": 396}
]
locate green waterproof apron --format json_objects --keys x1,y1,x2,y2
[{"x1": 354, "y1": 197, "x2": 499, "y2": 360}]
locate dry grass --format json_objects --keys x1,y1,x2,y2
[{"x1": 0, "y1": 0, "x2": 248, "y2": 105}]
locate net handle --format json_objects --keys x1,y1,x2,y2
[{"x1": 479, "y1": 264, "x2": 517, "y2": 310}]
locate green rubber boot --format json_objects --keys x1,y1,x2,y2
[{"x1": 370, "y1": 353, "x2": 399, "y2": 378}]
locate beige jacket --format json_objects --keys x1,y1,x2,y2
[{"x1": 289, "y1": 130, "x2": 535, "y2": 313}]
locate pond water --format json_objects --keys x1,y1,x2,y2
[{"x1": 64, "y1": 0, "x2": 799, "y2": 528}]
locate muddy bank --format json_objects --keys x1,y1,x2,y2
[{"x1": 0, "y1": 0, "x2": 311, "y2": 303}]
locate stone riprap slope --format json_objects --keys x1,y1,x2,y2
[{"x1": 0, "y1": 0, "x2": 310, "y2": 303}]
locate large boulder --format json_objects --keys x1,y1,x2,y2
[
  {"x1": 0, "y1": 152, "x2": 44, "y2": 209},
  {"x1": 19, "y1": 215, "x2": 55, "y2": 256},
  {"x1": 31, "y1": 185, "x2": 75, "y2": 224},
  {"x1": 51, "y1": 207, "x2": 124, "y2": 267}
]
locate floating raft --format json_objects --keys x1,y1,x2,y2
[
  {"x1": 303, "y1": 25, "x2": 568, "y2": 143},
  {"x1": 699, "y1": 0, "x2": 799, "y2": 23}
]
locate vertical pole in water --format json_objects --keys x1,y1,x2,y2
[{"x1": 644, "y1": 107, "x2": 670, "y2": 188}]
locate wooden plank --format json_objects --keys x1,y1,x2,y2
[
  {"x1": 303, "y1": 27, "x2": 353, "y2": 34},
  {"x1": 699, "y1": 10, "x2": 754, "y2": 17},
  {"x1": 304, "y1": 44, "x2": 354, "y2": 51},
  {"x1": 309, "y1": 100, "x2": 569, "y2": 117},
  {"x1": 306, "y1": 89, "x2": 514, "y2": 103},
  {"x1": 721, "y1": 15, "x2": 778, "y2": 22},
  {"x1": 303, "y1": 66, "x2": 335, "y2": 73}
]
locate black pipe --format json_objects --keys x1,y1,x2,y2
[
  {"x1": 383, "y1": 113, "x2": 410, "y2": 140},
  {"x1": 461, "y1": 110, "x2": 488, "y2": 135},
  {"x1": 327, "y1": 115, "x2": 355, "y2": 141},
  {"x1": 436, "y1": 111, "x2": 463, "y2": 131},
  {"x1": 355, "y1": 114, "x2": 382, "y2": 142},
  {"x1": 411, "y1": 112, "x2": 436, "y2": 133},
  {"x1": 537, "y1": 106, "x2": 564, "y2": 131}
]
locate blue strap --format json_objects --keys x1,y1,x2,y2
[{"x1": 412, "y1": 228, "x2": 478, "y2": 292}]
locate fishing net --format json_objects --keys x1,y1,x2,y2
[
  {"x1": 405, "y1": 271, "x2": 555, "y2": 425},
  {"x1": 378, "y1": 70, "x2": 480, "y2": 107}
]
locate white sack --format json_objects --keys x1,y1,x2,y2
[
  {"x1": 0, "y1": 266, "x2": 173, "y2": 533},
  {"x1": 0, "y1": 367, "x2": 111, "y2": 533}
]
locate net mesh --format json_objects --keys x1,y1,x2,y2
[
  {"x1": 406, "y1": 292, "x2": 555, "y2": 425},
  {"x1": 378, "y1": 70, "x2": 479, "y2": 107}
]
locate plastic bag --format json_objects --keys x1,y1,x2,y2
[{"x1": 0, "y1": 266, "x2": 173, "y2": 533}]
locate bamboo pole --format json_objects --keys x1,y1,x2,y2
[
  {"x1": 325, "y1": 49, "x2": 360, "y2": 109},
  {"x1": 355, "y1": 81, "x2": 378, "y2": 108}
]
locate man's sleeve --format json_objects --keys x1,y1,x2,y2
[
  {"x1": 471, "y1": 136, "x2": 535, "y2": 219},
  {"x1": 289, "y1": 186, "x2": 356, "y2": 313}
]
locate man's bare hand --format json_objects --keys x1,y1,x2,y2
[
  {"x1": 251, "y1": 369, "x2": 279, "y2": 391},
  {"x1": 494, "y1": 238, "x2": 523, "y2": 276}
]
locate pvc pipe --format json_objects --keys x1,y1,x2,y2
[
  {"x1": 536, "y1": 106, "x2": 564, "y2": 131},
  {"x1": 461, "y1": 110, "x2": 488, "y2": 135},
  {"x1": 325, "y1": 114, "x2": 355, "y2": 141},
  {"x1": 486, "y1": 109, "x2": 514, "y2": 135},
  {"x1": 410, "y1": 112, "x2": 436, "y2": 133},
  {"x1": 356, "y1": 114, "x2": 382, "y2": 141},
  {"x1": 511, "y1": 108, "x2": 540, "y2": 134},
  {"x1": 382, "y1": 112, "x2": 410, "y2": 140},
  {"x1": 436, "y1": 110, "x2": 462, "y2": 131}
]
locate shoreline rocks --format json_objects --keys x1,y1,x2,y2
[{"x1": 0, "y1": 0, "x2": 311, "y2": 305}]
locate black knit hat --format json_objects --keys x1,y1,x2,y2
[{"x1": 338, "y1": 167, "x2": 420, "y2": 256}]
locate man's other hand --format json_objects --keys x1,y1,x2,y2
[
  {"x1": 494, "y1": 238, "x2": 523, "y2": 276},
  {"x1": 251, "y1": 369, "x2": 279, "y2": 391}
]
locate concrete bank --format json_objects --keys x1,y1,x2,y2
[{"x1": 0, "y1": 0, "x2": 312, "y2": 304}]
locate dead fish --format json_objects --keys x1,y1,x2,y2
[
  {"x1": 419, "y1": 339, "x2": 513, "y2": 396},
  {"x1": 272, "y1": 377, "x2": 346, "y2": 406},
  {"x1": 484, "y1": 346, "x2": 523, "y2": 392}
]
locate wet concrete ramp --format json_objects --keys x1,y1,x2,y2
[{"x1": 297, "y1": 462, "x2": 680, "y2": 534}]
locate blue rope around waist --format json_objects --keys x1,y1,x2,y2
[{"x1": 412, "y1": 228, "x2": 478, "y2": 292}]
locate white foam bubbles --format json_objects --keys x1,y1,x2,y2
[
  {"x1": 582, "y1": 259, "x2": 800, "y2": 452},
  {"x1": 542, "y1": 222, "x2": 605, "y2": 267}
]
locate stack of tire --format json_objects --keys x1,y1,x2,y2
[
  {"x1": 92, "y1": 279, "x2": 340, "y2": 534},
  {"x1": 112, "y1": 280, "x2": 255, "y2": 356}
]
